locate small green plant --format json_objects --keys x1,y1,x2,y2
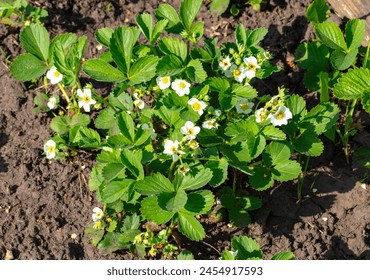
[
  {"x1": 220, "y1": 236, "x2": 295, "y2": 260},
  {"x1": 295, "y1": 0, "x2": 370, "y2": 163},
  {"x1": 9, "y1": 0, "x2": 339, "y2": 258},
  {"x1": 0, "y1": 0, "x2": 48, "y2": 27}
]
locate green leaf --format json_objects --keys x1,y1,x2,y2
[
  {"x1": 239, "y1": 196, "x2": 262, "y2": 211},
  {"x1": 315, "y1": 21, "x2": 347, "y2": 51},
  {"x1": 155, "y1": 4, "x2": 182, "y2": 34},
  {"x1": 362, "y1": 90, "x2": 370, "y2": 113},
  {"x1": 159, "y1": 189, "x2": 188, "y2": 212},
  {"x1": 155, "y1": 106, "x2": 181, "y2": 128},
  {"x1": 235, "y1": 23, "x2": 246, "y2": 46},
  {"x1": 229, "y1": 207, "x2": 251, "y2": 227},
  {"x1": 158, "y1": 37, "x2": 187, "y2": 62},
  {"x1": 295, "y1": 42, "x2": 330, "y2": 71},
  {"x1": 220, "y1": 251, "x2": 235, "y2": 260},
  {"x1": 156, "y1": 54, "x2": 185, "y2": 76},
  {"x1": 82, "y1": 59, "x2": 126, "y2": 82},
  {"x1": 136, "y1": 13, "x2": 153, "y2": 42},
  {"x1": 345, "y1": 19, "x2": 366, "y2": 50},
  {"x1": 333, "y1": 68, "x2": 370, "y2": 100},
  {"x1": 265, "y1": 142, "x2": 291, "y2": 165},
  {"x1": 102, "y1": 163, "x2": 126, "y2": 182},
  {"x1": 205, "y1": 157, "x2": 228, "y2": 187},
  {"x1": 179, "y1": 0, "x2": 202, "y2": 32},
  {"x1": 331, "y1": 48, "x2": 357, "y2": 70},
  {"x1": 249, "y1": 167, "x2": 273, "y2": 191},
  {"x1": 246, "y1": 27, "x2": 268, "y2": 47},
  {"x1": 272, "y1": 160, "x2": 301, "y2": 182},
  {"x1": 110, "y1": 26, "x2": 140, "y2": 73},
  {"x1": 120, "y1": 149, "x2": 144, "y2": 180},
  {"x1": 306, "y1": 0, "x2": 329, "y2": 24},
  {"x1": 128, "y1": 56, "x2": 159, "y2": 85},
  {"x1": 101, "y1": 179, "x2": 135, "y2": 203},
  {"x1": 10, "y1": 53, "x2": 47, "y2": 81},
  {"x1": 50, "y1": 116, "x2": 70, "y2": 135},
  {"x1": 71, "y1": 114, "x2": 91, "y2": 127},
  {"x1": 134, "y1": 126, "x2": 152, "y2": 146},
  {"x1": 177, "y1": 251, "x2": 195, "y2": 260},
  {"x1": 207, "y1": 77, "x2": 230, "y2": 93},
  {"x1": 319, "y1": 71, "x2": 330, "y2": 102},
  {"x1": 117, "y1": 112, "x2": 135, "y2": 144},
  {"x1": 292, "y1": 131, "x2": 324, "y2": 157},
  {"x1": 174, "y1": 166, "x2": 213, "y2": 191},
  {"x1": 121, "y1": 213, "x2": 141, "y2": 231},
  {"x1": 210, "y1": 0, "x2": 230, "y2": 15},
  {"x1": 189, "y1": 21, "x2": 204, "y2": 42},
  {"x1": 20, "y1": 23, "x2": 49, "y2": 61},
  {"x1": 262, "y1": 126, "x2": 286, "y2": 141},
  {"x1": 141, "y1": 196, "x2": 174, "y2": 224},
  {"x1": 135, "y1": 173, "x2": 174, "y2": 195},
  {"x1": 231, "y1": 236, "x2": 263, "y2": 260},
  {"x1": 271, "y1": 251, "x2": 295, "y2": 260},
  {"x1": 232, "y1": 84, "x2": 258, "y2": 98},
  {"x1": 184, "y1": 190, "x2": 214, "y2": 215},
  {"x1": 95, "y1": 27, "x2": 114, "y2": 47},
  {"x1": 299, "y1": 102, "x2": 339, "y2": 135},
  {"x1": 70, "y1": 127, "x2": 101, "y2": 149},
  {"x1": 178, "y1": 211, "x2": 205, "y2": 241},
  {"x1": 186, "y1": 59, "x2": 207, "y2": 82},
  {"x1": 152, "y1": 19, "x2": 168, "y2": 44},
  {"x1": 95, "y1": 108, "x2": 116, "y2": 130},
  {"x1": 284, "y1": 94, "x2": 307, "y2": 121}
]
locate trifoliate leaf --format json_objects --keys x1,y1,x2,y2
[
  {"x1": 249, "y1": 166, "x2": 274, "y2": 191},
  {"x1": 20, "y1": 23, "x2": 50, "y2": 61},
  {"x1": 141, "y1": 196, "x2": 174, "y2": 224},
  {"x1": 128, "y1": 56, "x2": 159, "y2": 85},
  {"x1": 333, "y1": 67, "x2": 370, "y2": 100},
  {"x1": 174, "y1": 166, "x2": 213, "y2": 191},
  {"x1": 135, "y1": 173, "x2": 174, "y2": 195},
  {"x1": 177, "y1": 211, "x2": 205, "y2": 241}
]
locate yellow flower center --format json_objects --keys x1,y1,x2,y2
[
  {"x1": 54, "y1": 71, "x2": 61, "y2": 78},
  {"x1": 162, "y1": 77, "x2": 169, "y2": 84},
  {"x1": 83, "y1": 96, "x2": 91, "y2": 103},
  {"x1": 233, "y1": 69, "x2": 241, "y2": 77},
  {"x1": 192, "y1": 102, "x2": 202, "y2": 111},
  {"x1": 276, "y1": 112, "x2": 285, "y2": 120},
  {"x1": 248, "y1": 62, "x2": 257, "y2": 71},
  {"x1": 170, "y1": 146, "x2": 177, "y2": 153},
  {"x1": 223, "y1": 61, "x2": 229, "y2": 67},
  {"x1": 179, "y1": 81, "x2": 187, "y2": 89},
  {"x1": 188, "y1": 128, "x2": 194, "y2": 135},
  {"x1": 48, "y1": 146, "x2": 55, "y2": 153},
  {"x1": 240, "y1": 103, "x2": 249, "y2": 111}
]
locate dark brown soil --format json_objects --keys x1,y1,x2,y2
[{"x1": 1, "y1": 0, "x2": 369, "y2": 260}]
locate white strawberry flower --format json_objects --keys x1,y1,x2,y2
[
  {"x1": 77, "y1": 88, "x2": 96, "y2": 112},
  {"x1": 47, "y1": 96, "x2": 58, "y2": 110},
  {"x1": 202, "y1": 119, "x2": 220, "y2": 129},
  {"x1": 225, "y1": 65, "x2": 247, "y2": 83},
  {"x1": 236, "y1": 98, "x2": 254, "y2": 114},
  {"x1": 188, "y1": 98, "x2": 207, "y2": 115},
  {"x1": 46, "y1": 66, "x2": 63, "y2": 84},
  {"x1": 268, "y1": 106, "x2": 293, "y2": 126},
  {"x1": 163, "y1": 139, "x2": 185, "y2": 161},
  {"x1": 180, "y1": 121, "x2": 200, "y2": 140},
  {"x1": 219, "y1": 56, "x2": 231, "y2": 71},
  {"x1": 243, "y1": 56, "x2": 260, "y2": 79},
  {"x1": 188, "y1": 139, "x2": 199, "y2": 150},
  {"x1": 156, "y1": 76, "x2": 171, "y2": 90},
  {"x1": 134, "y1": 99, "x2": 145, "y2": 110},
  {"x1": 44, "y1": 139, "x2": 57, "y2": 159},
  {"x1": 171, "y1": 79, "x2": 191, "y2": 96},
  {"x1": 255, "y1": 108, "x2": 268, "y2": 123},
  {"x1": 92, "y1": 207, "x2": 104, "y2": 222}
]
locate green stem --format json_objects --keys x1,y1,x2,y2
[
  {"x1": 363, "y1": 41, "x2": 370, "y2": 68},
  {"x1": 297, "y1": 156, "x2": 310, "y2": 202},
  {"x1": 343, "y1": 99, "x2": 357, "y2": 163},
  {"x1": 168, "y1": 160, "x2": 177, "y2": 182},
  {"x1": 57, "y1": 83, "x2": 71, "y2": 104},
  {"x1": 232, "y1": 169, "x2": 237, "y2": 194}
]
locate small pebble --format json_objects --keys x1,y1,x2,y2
[
  {"x1": 312, "y1": 188, "x2": 318, "y2": 193},
  {"x1": 71, "y1": 233, "x2": 77, "y2": 239},
  {"x1": 322, "y1": 217, "x2": 328, "y2": 222},
  {"x1": 4, "y1": 250, "x2": 14, "y2": 260},
  {"x1": 360, "y1": 183, "x2": 367, "y2": 190}
]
